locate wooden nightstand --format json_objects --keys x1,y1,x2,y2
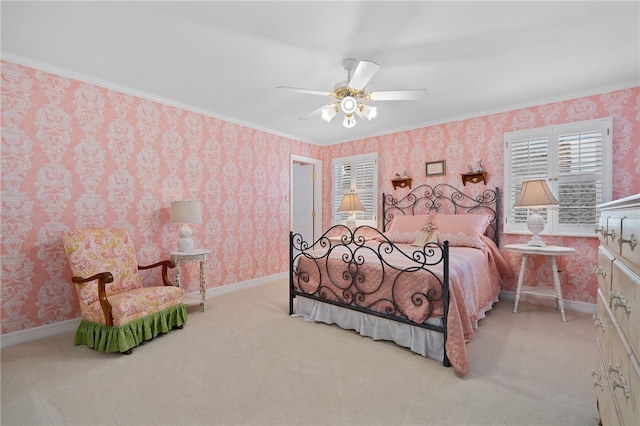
[{"x1": 505, "y1": 243, "x2": 576, "y2": 322}]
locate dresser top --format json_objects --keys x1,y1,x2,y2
[{"x1": 598, "y1": 193, "x2": 640, "y2": 210}]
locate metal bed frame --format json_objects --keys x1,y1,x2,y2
[{"x1": 289, "y1": 184, "x2": 500, "y2": 367}]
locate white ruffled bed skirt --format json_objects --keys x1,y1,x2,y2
[
  {"x1": 293, "y1": 296, "x2": 498, "y2": 363},
  {"x1": 293, "y1": 297, "x2": 446, "y2": 362}
]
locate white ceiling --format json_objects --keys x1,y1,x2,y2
[{"x1": 2, "y1": 1, "x2": 639, "y2": 146}]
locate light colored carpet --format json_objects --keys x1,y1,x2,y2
[{"x1": 1, "y1": 278, "x2": 599, "y2": 426}]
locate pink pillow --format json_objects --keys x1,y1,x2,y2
[
  {"x1": 379, "y1": 214, "x2": 434, "y2": 244},
  {"x1": 380, "y1": 231, "x2": 421, "y2": 244},
  {"x1": 387, "y1": 213, "x2": 434, "y2": 233},
  {"x1": 431, "y1": 213, "x2": 491, "y2": 249}
]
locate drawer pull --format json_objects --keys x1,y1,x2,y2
[
  {"x1": 602, "y1": 229, "x2": 616, "y2": 241},
  {"x1": 618, "y1": 233, "x2": 637, "y2": 251},
  {"x1": 607, "y1": 364, "x2": 631, "y2": 398},
  {"x1": 594, "y1": 266, "x2": 607, "y2": 279},
  {"x1": 592, "y1": 314, "x2": 607, "y2": 331},
  {"x1": 609, "y1": 291, "x2": 632, "y2": 314},
  {"x1": 591, "y1": 369, "x2": 605, "y2": 390}
]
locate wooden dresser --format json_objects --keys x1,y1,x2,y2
[{"x1": 593, "y1": 194, "x2": 639, "y2": 426}]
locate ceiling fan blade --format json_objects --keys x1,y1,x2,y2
[
  {"x1": 297, "y1": 104, "x2": 327, "y2": 120},
  {"x1": 368, "y1": 89, "x2": 428, "y2": 101},
  {"x1": 347, "y1": 60, "x2": 380, "y2": 91},
  {"x1": 277, "y1": 86, "x2": 332, "y2": 97},
  {"x1": 299, "y1": 106, "x2": 324, "y2": 120}
]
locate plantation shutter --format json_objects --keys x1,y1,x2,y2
[
  {"x1": 504, "y1": 118, "x2": 611, "y2": 236},
  {"x1": 352, "y1": 159, "x2": 375, "y2": 220},
  {"x1": 507, "y1": 134, "x2": 550, "y2": 227},
  {"x1": 556, "y1": 126, "x2": 605, "y2": 231}
]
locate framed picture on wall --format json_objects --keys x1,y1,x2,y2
[{"x1": 425, "y1": 160, "x2": 446, "y2": 176}]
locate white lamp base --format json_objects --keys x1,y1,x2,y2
[
  {"x1": 526, "y1": 210, "x2": 546, "y2": 247},
  {"x1": 177, "y1": 224, "x2": 195, "y2": 252},
  {"x1": 346, "y1": 213, "x2": 357, "y2": 231}
]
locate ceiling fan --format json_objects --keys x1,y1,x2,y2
[{"x1": 277, "y1": 58, "x2": 427, "y2": 128}]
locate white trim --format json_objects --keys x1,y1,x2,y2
[
  {"x1": 0, "y1": 272, "x2": 288, "y2": 349},
  {"x1": 290, "y1": 154, "x2": 323, "y2": 244},
  {"x1": 0, "y1": 318, "x2": 81, "y2": 349},
  {"x1": 500, "y1": 290, "x2": 596, "y2": 315},
  {"x1": 201, "y1": 272, "x2": 287, "y2": 298}
]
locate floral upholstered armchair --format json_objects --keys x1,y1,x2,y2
[{"x1": 62, "y1": 228, "x2": 187, "y2": 354}]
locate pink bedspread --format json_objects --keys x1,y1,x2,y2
[{"x1": 294, "y1": 236, "x2": 510, "y2": 373}]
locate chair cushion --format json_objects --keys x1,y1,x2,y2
[
  {"x1": 82, "y1": 286, "x2": 184, "y2": 326},
  {"x1": 62, "y1": 228, "x2": 144, "y2": 311}
]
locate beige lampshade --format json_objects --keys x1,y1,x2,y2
[
  {"x1": 513, "y1": 180, "x2": 559, "y2": 208},
  {"x1": 338, "y1": 193, "x2": 365, "y2": 213},
  {"x1": 170, "y1": 200, "x2": 202, "y2": 224}
]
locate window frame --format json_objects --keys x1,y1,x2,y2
[
  {"x1": 503, "y1": 117, "x2": 612, "y2": 237},
  {"x1": 331, "y1": 152, "x2": 378, "y2": 228}
]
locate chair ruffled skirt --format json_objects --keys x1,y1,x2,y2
[{"x1": 74, "y1": 304, "x2": 187, "y2": 353}]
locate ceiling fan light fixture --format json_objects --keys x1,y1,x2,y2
[
  {"x1": 321, "y1": 105, "x2": 338, "y2": 122},
  {"x1": 279, "y1": 59, "x2": 427, "y2": 130},
  {"x1": 340, "y1": 96, "x2": 357, "y2": 114},
  {"x1": 343, "y1": 113, "x2": 356, "y2": 128}
]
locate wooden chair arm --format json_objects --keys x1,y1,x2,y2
[
  {"x1": 138, "y1": 260, "x2": 176, "y2": 287},
  {"x1": 72, "y1": 272, "x2": 114, "y2": 327}
]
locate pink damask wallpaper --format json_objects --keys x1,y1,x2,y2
[
  {"x1": 1, "y1": 59, "x2": 638, "y2": 335},
  {"x1": 1, "y1": 61, "x2": 321, "y2": 334},
  {"x1": 321, "y1": 87, "x2": 639, "y2": 305}
]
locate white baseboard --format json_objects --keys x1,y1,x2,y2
[
  {"x1": 499, "y1": 290, "x2": 596, "y2": 314},
  {"x1": 0, "y1": 272, "x2": 288, "y2": 349},
  {"x1": 1, "y1": 318, "x2": 81, "y2": 349},
  {"x1": 203, "y1": 272, "x2": 288, "y2": 298}
]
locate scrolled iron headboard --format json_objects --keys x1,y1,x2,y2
[{"x1": 382, "y1": 183, "x2": 500, "y2": 246}]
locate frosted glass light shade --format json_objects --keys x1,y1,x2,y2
[
  {"x1": 343, "y1": 113, "x2": 356, "y2": 128},
  {"x1": 358, "y1": 103, "x2": 377, "y2": 120},
  {"x1": 321, "y1": 105, "x2": 338, "y2": 122}
]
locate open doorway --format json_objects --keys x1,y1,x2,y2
[{"x1": 290, "y1": 154, "x2": 322, "y2": 246}]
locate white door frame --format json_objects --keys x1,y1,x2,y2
[{"x1": 290, "y1": 154, "x2": 322, "y2": 243}]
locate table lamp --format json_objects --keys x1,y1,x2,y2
[
  {"x1": 170, "y1": 200, "x2": 202, "y2": 252},
  {"x1": 513, "y1": 179, "x2": 559, "y2": 247},
  {"x1": 338, "y1": 192, "x2": 366, "y2": 230}
]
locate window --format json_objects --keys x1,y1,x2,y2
[
  {"x1": 504, "y1": 118, "x2": 612, "y2": 237},
  {"x1": 332, "y1": 153, "x2": 378, "y2": 227}
]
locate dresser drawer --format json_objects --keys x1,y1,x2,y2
[
  {"x1": 610, "y1": 260, "x2": 640, "y2": 360},
  {"x1": 619, "y1": 215, "x2": 639, "y2": 268},
  {"x1": 600, "y1": 197, "x2": 640, "y2": 269},
  {"x1": 596, "y1": 288, "x2": 640, "y2": 426},
  {"x1": 595, "y1": 339, "x2": 622, "y2": 426},
  {"x1": 605, "y1": 321, "x2": 640, "y2": 426},
  {"x1": 604, "y1": 215, "x2": 625, "y2": 255},
  {"x1": 595, "y1": 288, "x2": 615, "y2": 351},
  {"x1": 597, "y1": 246, "x2": 615, "y2": 294},
  {"x1": 597, "y1": 215, "x2": 609, "y2": 245}
]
